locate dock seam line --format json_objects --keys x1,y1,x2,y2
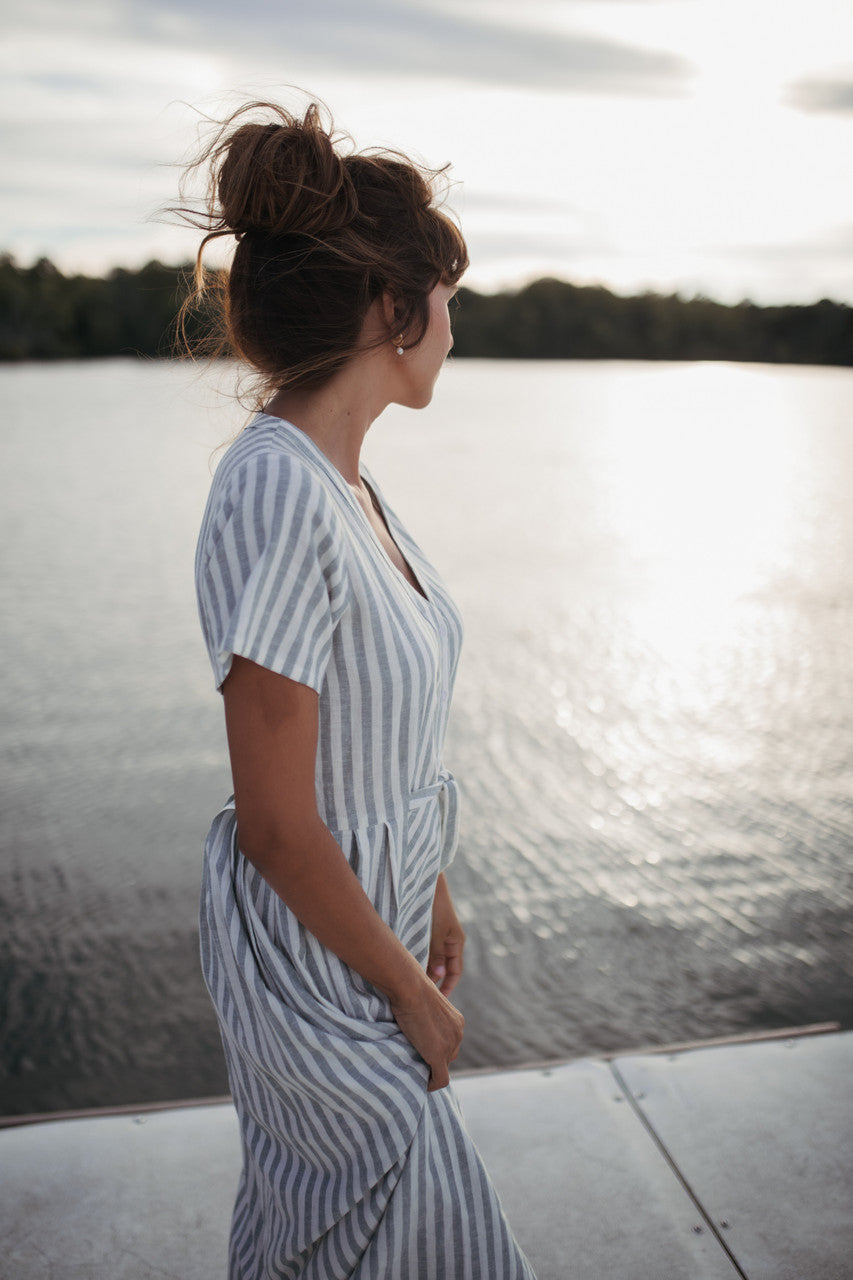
[{"x1": 608, "y1": 1060, "x2": 749, "y2": 1280}]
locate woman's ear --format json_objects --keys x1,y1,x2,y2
[{"x1": 380, "y1": 291, "x2": 401, "y2": 333}]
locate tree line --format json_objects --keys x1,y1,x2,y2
[{"x1": 1, "y1": 253, "x2": 851, "y2": 367}]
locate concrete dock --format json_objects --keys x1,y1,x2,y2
[{"x1": 1, "y1": 1026, "x2": 850, "y2": 1278}]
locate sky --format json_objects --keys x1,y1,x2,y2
[{"x1": 2, "y1": 0, "x2": 853, "y2": 305}]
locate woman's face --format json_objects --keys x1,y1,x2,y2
[{"x1": 396, "y1": 281, "x2": 458, "y2": 409}]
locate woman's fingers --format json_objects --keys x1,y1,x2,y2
[
  {"x1": 391, "y1": 979, "x2": 464, "y2": 1091},
  {"x1": 428, "y1": 875, "x2": 466, "y2": 994},
  {"x1": 427, "y1": 1065, "x2": 450, "y2": 1092},
  {"x1": 436, "y1": 934, "x2": 464, "y2": 995},
  {"x1": 429, "y1": 935, "x2": 463, "y2": 994}
]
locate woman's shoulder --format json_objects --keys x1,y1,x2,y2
[
  {"x1": 213, "y1": 413, "x2": 315, "y2": 484},
  {"x1": 208, "y1": 415, "x2": 342, "y2": 523},
  {"x1": 196, "y1": 417, "x2": 354, "y2": 579}
]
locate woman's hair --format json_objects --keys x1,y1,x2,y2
[{"x1": 172, "y1": 100, "x2": 467, "y2": 396}]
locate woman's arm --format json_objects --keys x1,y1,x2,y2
[{"x1": 222, "y1": 654, "x2": 464, "y2": 1091}]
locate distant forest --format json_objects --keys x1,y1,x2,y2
[{"x1": 1, "y1": 253, "x2": 852, "y2": 367}]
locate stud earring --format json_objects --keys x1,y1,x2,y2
[{"x1": 394, "y1": 334, "x2": 404, "y2": 355}]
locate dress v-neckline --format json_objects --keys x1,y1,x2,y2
[
  {"x1": 357, "y1": 477, "x2": 430, "y2": 604},
  {"x1": 260, "y1": 414, "x2": 432, "y2": 606}
]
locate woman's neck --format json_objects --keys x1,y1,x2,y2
[{"x1": 264, "y1": 354, "x2": 390, "y2": 485}]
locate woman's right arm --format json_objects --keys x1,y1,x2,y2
[{"x1": 222, "y1": 653, "x2": 464, "y2": 1091}]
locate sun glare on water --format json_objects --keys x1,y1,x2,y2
[{"x1": 592, "y1": 364, "x2": 809, "y2": 715}]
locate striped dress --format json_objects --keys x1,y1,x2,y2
[{"x1": 195, "y1": 414, "x2": 536, "y2": 1279}]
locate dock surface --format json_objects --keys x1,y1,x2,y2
[{"x1": 1, "y1": 1028, "x2": 850, "y2": 1278}]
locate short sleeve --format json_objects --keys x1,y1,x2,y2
[{"x1": 196, "y1": 450, "x2": 347, "y2": 692}]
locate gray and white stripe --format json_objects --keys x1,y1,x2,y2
[{"x1": 196, "y1": 415, "x2": 535, "y2": 1278}]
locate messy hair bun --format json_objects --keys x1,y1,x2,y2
[
  {"x1": 172, "y1": 99, "x2": 467, "y2": 395},
  {"x1": 217, "y1": 108, "x2": 358, "y2": 238}
]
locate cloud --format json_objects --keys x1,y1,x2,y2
[
  {"x1": 716, "y1": 221, "x2": 853, "y2": 262},
  {"x1": 460, "y1": 217, "x2": 853, "y2": 306},
  {"x1": 0, "y1": 0, "x2": 695, "y2": 276},
  {"x1": 452, "y1": 191, "x2": 588, "y2": 217},
  {"x1": 127, "y1": 0, "x2": 693, "y2": 98},
  {"x1": 785, "y1": 70, "x2": 853, "y2": 114}
]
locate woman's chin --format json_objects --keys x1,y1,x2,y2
[{"x1": 397, "y1": 386, "x2": 436, "y2": 411}]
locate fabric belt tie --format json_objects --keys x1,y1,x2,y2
[{"x1": 409, "y1": 768, "x2": 460, "y2": 869}]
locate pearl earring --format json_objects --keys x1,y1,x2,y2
[{"x1": 394, "y1": 334, "x2": 404, "y2": 355}]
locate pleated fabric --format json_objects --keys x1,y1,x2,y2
[{"x1": 196, "y1": 415, "x2": 535, "y2": 1279}]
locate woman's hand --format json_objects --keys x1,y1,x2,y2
[
  {"x1": 390, "y1": 972, "x2": 464, "y2": 1092},
  {"x1": 391, "y1": 874, "x2": 466, "y2": 1089},
  {"x1": 426, "y1": 873, "x2": 465, "y2": 996}
]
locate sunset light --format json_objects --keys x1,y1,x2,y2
[{"x1": 3, "y1": 0, "x2": 852, "y2": 304}]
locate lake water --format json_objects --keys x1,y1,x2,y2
[{"x1": 2, "y1": 357, "x2": 851, "y2": 1116}]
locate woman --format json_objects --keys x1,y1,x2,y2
[{"x1": 188, "y1": 101, "x2": 536, "y2": 1279}]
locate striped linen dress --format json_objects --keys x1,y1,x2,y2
[{"x1": 195, "y1": 414, "x2": 536, "y2": 1279}]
